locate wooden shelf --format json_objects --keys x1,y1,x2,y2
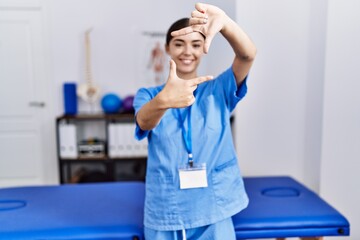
[
  {"x1": 57, "y1": 112, "x2": 135, "y2": 121},
  {"x1": 56, "y1": 112, "x2": 147, "y2": 184},
  {"x1": 60, "y1": 156, "x2": 147, "y2": 163}
]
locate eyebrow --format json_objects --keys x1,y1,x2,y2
[{"x1": 173, "y1": 39, "x2": 203, "y2": 43}]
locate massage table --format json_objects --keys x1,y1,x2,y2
[
  {"x1": 0, "y1": 176, "x2": 349, "y2": 239},
  {"x1": 0, "y1": 182, "x2": 145, "y2": 239},
  {"x1": 233, "y1": 176, "x2": 350, "y2": 239}
]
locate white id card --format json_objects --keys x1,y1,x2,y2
[{"x1": 179, "y1": 163, "x2": 208, "y2": 189}]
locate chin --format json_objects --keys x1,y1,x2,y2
[
  {"x1": 178, "y1": 70, "x2": 195, "y2": 77},
  {"x1": 177, "y1": 65, "x2": 196, "y2": 73}
]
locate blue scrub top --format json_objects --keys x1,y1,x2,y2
[{"x1": 133, "y1": 67, "x2": 249, "y2": 231}]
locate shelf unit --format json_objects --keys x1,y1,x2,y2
[{"x1": 56, "y1": 113, "x2": 147, "y2": 184}]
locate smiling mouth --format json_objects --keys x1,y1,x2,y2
[{"x1": 180, "y1": 59, "x2": 193, "y2": 65}]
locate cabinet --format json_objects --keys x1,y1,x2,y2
[{"x1": 56, "y1": 113, "x2": 147, "y2": 184}]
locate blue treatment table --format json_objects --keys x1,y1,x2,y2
[
  {"x1": 0, "y1": 182, "x2": 145, "y2": 240},
  {"x1": 233, "y1": 176, "x2": 350, "y2": 239},
  {"x1": 0, "y1": 177, "x2": 349, "y2": 239}
]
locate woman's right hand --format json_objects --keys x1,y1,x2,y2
[{"x1": 158, "y1": 59, "x2": 213, "y2": 109}]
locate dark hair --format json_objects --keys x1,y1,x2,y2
[{"x1": 166, "y1": 18, "x2": 190, "y2": 46}]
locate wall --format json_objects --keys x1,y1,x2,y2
[
  {"x1": 235, "y1": 0, "x2": 327, "y2": 192},
  {"x1": 320, "y1": 0, "x2": 360, "y2": 239},
  {"x1": 236, "y1": 0, "x2": 359, "y2": 238},
  {"x1": 46, "y1": 0, "x2": 235, "y2": 115}
]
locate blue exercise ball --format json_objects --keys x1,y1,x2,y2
[{"x1": 101, "y1": 93, "x2": 122, "y2": 114}]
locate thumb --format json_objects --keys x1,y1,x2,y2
[
  {"x1": 168, "y1": 59, "x2": 177, "y2": 79},
  {"x1": 203, "y1": 34, "x2": 214, "y2": 54},
  {"x1": 195, "y1": 2, "x2": 207, "y2": 14}
]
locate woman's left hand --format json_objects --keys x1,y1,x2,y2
[{"x1": 171, "y1": 3, "x2": 228, "y2": 54}]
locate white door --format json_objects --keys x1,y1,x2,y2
[{"x1": 0, "y1": 8, "x2": 56, "y2": 187}]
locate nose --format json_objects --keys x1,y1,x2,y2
[{"x1": 183, "y1": 45, "x2": 192, "y2": 55}]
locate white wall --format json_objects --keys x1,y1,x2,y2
[
  {"x1": 320, "y1": 0, "x2": 360, "y2": 239},
  {"x1": 46, "y1": 0, "x2": 235, "y2": 115},
  {"x1": 235, "y1": 0, "x2": 327, "y2": 192},
  {"x1": 236, "y1": 0, "x2": 359, "y2": 238}
]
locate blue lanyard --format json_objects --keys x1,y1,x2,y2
[{"x1": 177, "y1": 107, "x2": 193, "y2": 167}]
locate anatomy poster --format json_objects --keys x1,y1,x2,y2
[{"x1": 137, "y1": 31, "x2": 169, "y2": 88}]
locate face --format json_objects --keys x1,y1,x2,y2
[{"x1": 166, "y1": 32, "x2": 205, "y2": 80}]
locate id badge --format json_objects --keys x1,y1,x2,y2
[{"x1": 179, "y1": 163, "x2": 208, "y2": 189}]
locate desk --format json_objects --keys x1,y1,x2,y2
[{"x1": 0, "y1": 177, "x2": 349, "y2": 239}]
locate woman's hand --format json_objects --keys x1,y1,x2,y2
[
  {"x1": 171, "y1": 3, "x2": 228, "y2": 54},
  {"x1": 158, "y1": 59, "x2": 213, "y2": 109}
]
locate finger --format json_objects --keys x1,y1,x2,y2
[
  {"x1": 168, "y1": 59, "x2": 177, "y2": 78},
  {"x1": 171, "y1": 26, "x2": 195, "y2": 37},
  {"x1": 189, "y1": 75, "x2": 214, "y2": 86},
  {"x1": 191, "y1": 10, "x2": 208, "y2": 19},
  {"x1": 189, "y1": 95, "x2": 196, "y2": 106},
  {"x1": 189, "y1": 17, "x2": 208, "y2": 25},
  {"x1": 195, "y1": 3, "x2": 207, "y2": 14},
  {"x1": 189, "y1": 84, "x2": 197, "y2": 92},
  {"x1": 203, "y1": 34, "x2": 214, "y2": 54},
  {"x1": 184, "y1": 95, "x2": 196, "y2": 107}
]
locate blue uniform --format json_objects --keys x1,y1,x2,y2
[
  {"x1": 144, "y1": 217, "x2": 236, "y2": 240},
  {"x1": 134, "y1": 67, "x2": 249, "y2": 232}
]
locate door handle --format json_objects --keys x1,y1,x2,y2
[{"x1": 29, "y1": 101, "x2": 46, "y2": 108}]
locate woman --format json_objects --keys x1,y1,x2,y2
[{"x1": 134, "y1": 3, "x2": 256, "y2": 239}]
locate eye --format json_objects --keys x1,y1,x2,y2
[
  {"x1": 193, "y1": 44, "x2": 201, "y2": 48},
  {"x1": 175, "y1": 43, "x2": 183, "y2": 47}
]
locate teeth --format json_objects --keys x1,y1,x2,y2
[{"x1": 182, "y1": 59, "x2": 192, "y2": 65}]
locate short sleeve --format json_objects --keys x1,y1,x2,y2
[
  {"x1": 133, "y1": 88, "x2": 153, "y2": 141},
  {"x1": 214, "y1": 67, "x2": 248, "y2": 112}
]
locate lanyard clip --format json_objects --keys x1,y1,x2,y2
[
  {"x1": 189, "y1": 160, "x2": 194, "y2": 168},
  {"x1": 188, "y1": 153, "x2": 193, "y2": 168}
]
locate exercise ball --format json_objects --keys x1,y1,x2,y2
[
  {"x1": 101, "y1": 93, "x2": 122, "y2": 114},
  {"x1": 123, "y1": 95, "x2": 135, "y2": 113}
]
